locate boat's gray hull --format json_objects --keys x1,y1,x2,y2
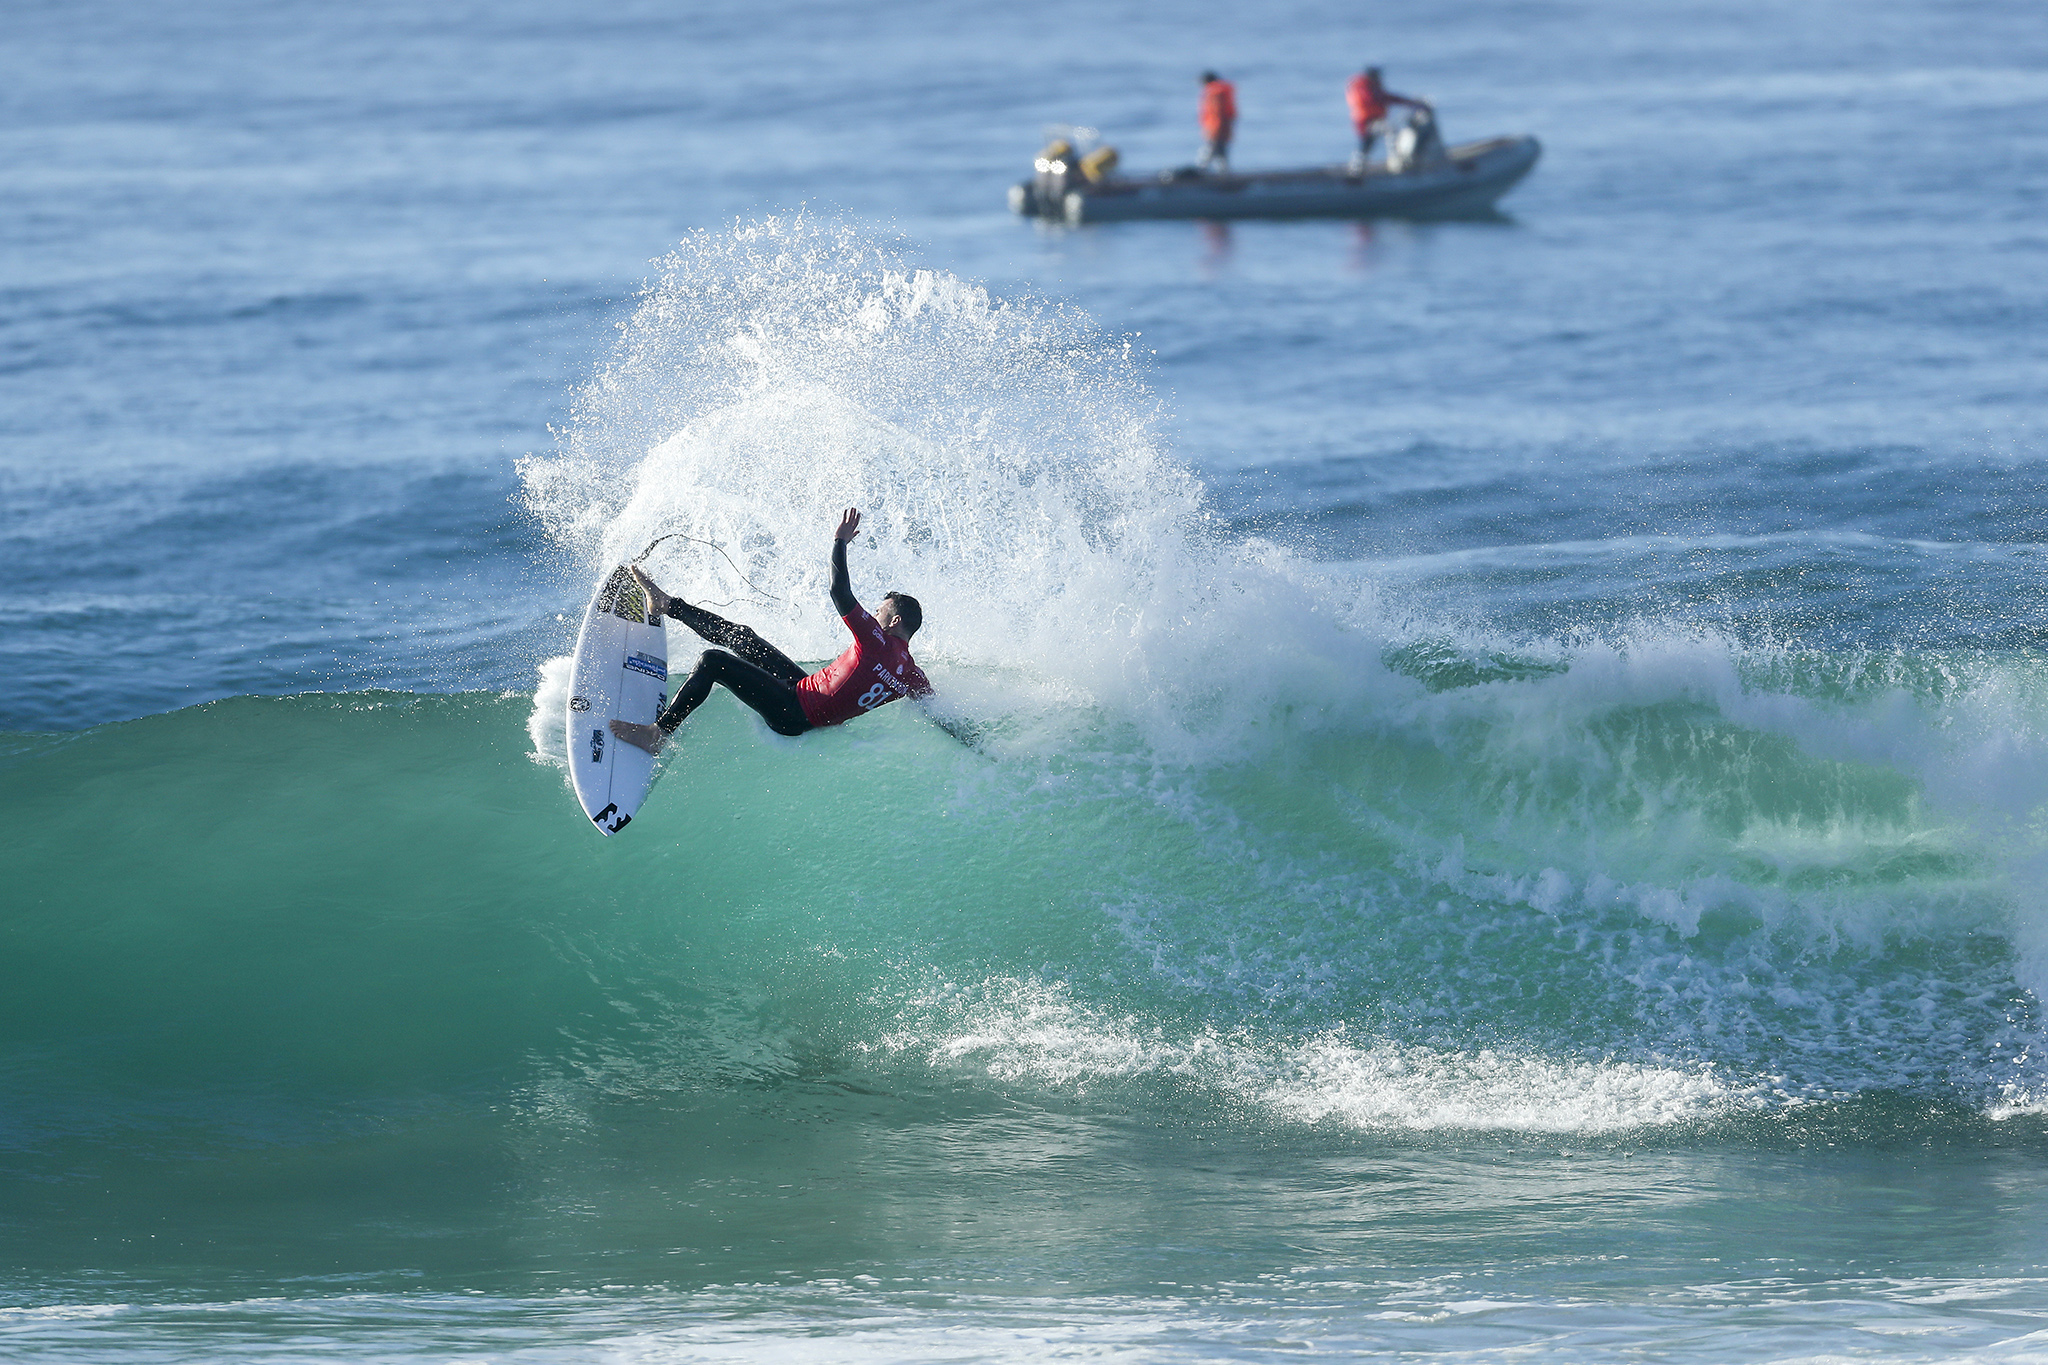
[{"x1": 1017, "y1": 135, "x2": 1540, "y2": 224}]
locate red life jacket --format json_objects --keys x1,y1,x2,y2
[
  {"x1": 1347, "y1": 73, "x2": 1386, "y2": 132},
  {"x1": 1200, "y1": 80, "x2": 1237, "y2": 139}
]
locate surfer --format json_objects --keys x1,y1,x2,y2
[{"x1": 609, "y1": 508, "x2": 970, "y2": 753}]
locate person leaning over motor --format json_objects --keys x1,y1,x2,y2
[{"x1": 1346, "y1": 65, "x2": 1429, "y2": 165}]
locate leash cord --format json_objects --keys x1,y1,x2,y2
[{"x1": 631, "y1": 531, "x2": 784, "y2": 604}]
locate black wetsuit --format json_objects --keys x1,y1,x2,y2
[{"x1": 653, "y1": 540, "x2": 860, "y2": 738}]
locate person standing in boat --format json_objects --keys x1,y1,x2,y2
[
  {"x1": 1197, "y1": 71, "x2": 1237, "y2": 173},
  {"x1": 1346, "y1": 66, "x2": 1428, "y2": 169}
]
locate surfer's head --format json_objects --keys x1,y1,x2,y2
[{"x1": 878, "y1": 591, "x2": 922, "y2": 638}]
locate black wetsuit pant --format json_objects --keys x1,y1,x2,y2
[{"x1": 655, "y1": 601, "x2": 814, "y2": 738}]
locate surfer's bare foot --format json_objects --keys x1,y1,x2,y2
[
  {"x1": 609, "y1": 718, "x2": 664, "y2": 754},
  {"x1": 628, "y1": 565, "x2": 669, "y2": 618}
]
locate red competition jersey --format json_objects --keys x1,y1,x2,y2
[{"x1": 796, "y1": 605, "x2": 933, "y2": 727}]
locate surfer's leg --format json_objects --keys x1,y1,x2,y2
[
  {"x1": 663, "y1": 602, "x2": 807, "y2": 683},
  {"x1": 646, "y1": 649, "x2": 811, "y2": 743},
  {"x1": 714, "y1": 655, "x2": 814, "y2": 737}
]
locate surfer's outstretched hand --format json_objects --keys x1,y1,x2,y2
[
  {"x1": 609, "y1": 718, "x2": 664, "y2": 755},
  {"x1": 834, "y1": 507, "x2": 861, "y2": 542},
  {"x1": 629, "y1": 564, "x2": 669, "y2": 618}
]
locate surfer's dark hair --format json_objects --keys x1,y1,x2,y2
[{"x1": 884, "y1": 591, "x2": 922, "y2": 636}]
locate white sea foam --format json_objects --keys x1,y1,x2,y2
[
  {"x1": 519, "y1": 216, "x2": 1406, "y2": 767},
  {"x1": 16, "y1": 1279, "x2": 2048, "y2": 1364},
  {"x1": 865, "y1": 976, "x2": 1757, "y2": 1134},
  {"x1": 520, "y1": 220, "x2": 2048, "y2": 1105},
  {"x1": 526, "y1": 654, "x2": 574, "y2": 772}
]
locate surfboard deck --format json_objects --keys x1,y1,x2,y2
[{"x1": 567, "y1": 565, "x2": 669, "y2": 836}]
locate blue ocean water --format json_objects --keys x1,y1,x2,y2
[{"x1": 6, "y1": 0, "x2": 2048, "y2": 1359}]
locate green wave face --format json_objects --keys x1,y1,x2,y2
[
  {"x1": 4, "y1": 654, "x2": 2045, "y2": 1286},
  {"x1": 5, "y1": 670, "x2": 2038, "y2": 1125}
]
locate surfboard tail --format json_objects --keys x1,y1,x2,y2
[{"x1": 594, "y1": 565, "x2": 651, "y2": 625}]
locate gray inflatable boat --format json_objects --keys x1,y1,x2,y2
[{"x1": 1011, "y1": 117, "x2": 1540, "y2": 225}]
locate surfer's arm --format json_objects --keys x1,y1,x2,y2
[{"x1": 829, "y1": 508, "x2": 860, "y2": 617}]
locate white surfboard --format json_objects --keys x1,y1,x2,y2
[{"x1": 567, "y1": 565, "x2": 668, "y2": 836}]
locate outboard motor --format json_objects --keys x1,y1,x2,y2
[
  {"x1": 1387, "y1": 106, "x2": 1447, "y2": 173},
  {"x1": 1032, "y1": 138, "x2": 1079, "y2": 211},
  {"x1": 1015, "y1": 126, "x2": 1106, "y2": 217}
]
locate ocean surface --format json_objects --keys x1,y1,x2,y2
[{"x1": 6, "y1": 0, "x2": 2048, "y2": 1359}]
